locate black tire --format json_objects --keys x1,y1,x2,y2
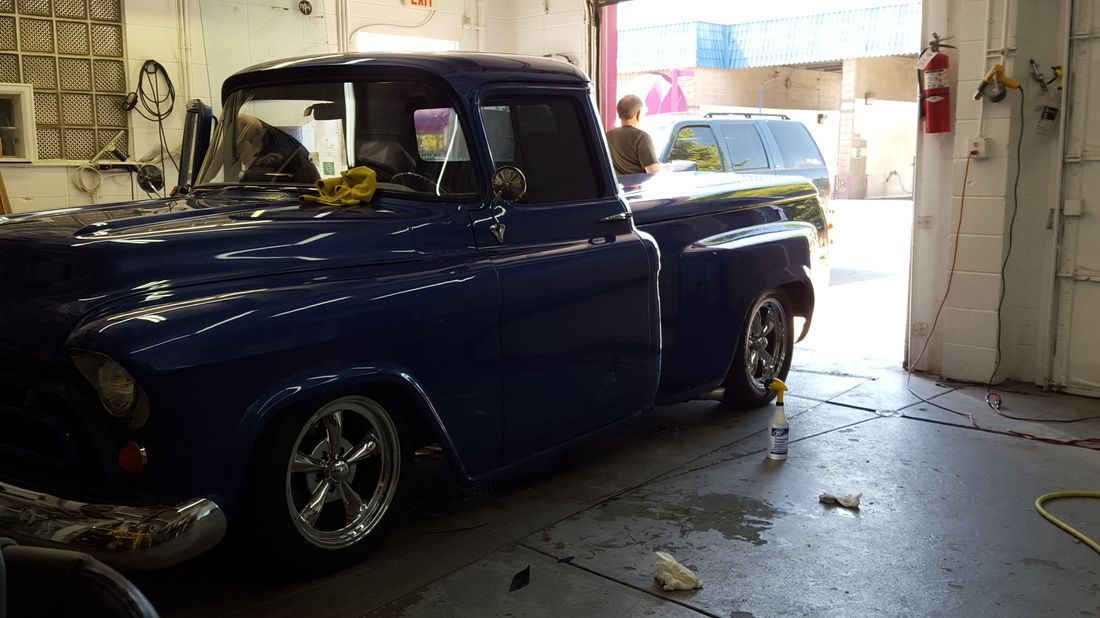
[
  {"x1": 723, "y1": 290, "x2": 794, "y2": 408},
  {"x1": 237, "y1": 393, "x2": 411, "y2": 575}
]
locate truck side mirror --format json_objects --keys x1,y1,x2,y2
[
  {"x1": 491, "y1": 165, "x2": 527, "y2": 202},
  {"x1": 174, "y1": 99, "x2": 214, "y2": 195}
]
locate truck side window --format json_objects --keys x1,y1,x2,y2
[
  {"x1": 719, "y1": 123, "x2": 769, "y2": 171},
  {"x1": 669, "y1": 126, "x2": 722, "y2": 171},
  {"x1": 766, "y1": 121, "x2": 825, "y2": 169},
  {"x1": 480, "y1": 97, "x2": 603, "y2": 204}
]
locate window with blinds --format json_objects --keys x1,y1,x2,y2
[{"x1": 0, "y1": 0, "x2": 127, "y2": 160}]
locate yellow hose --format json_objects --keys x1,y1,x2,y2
[{"x1": 1034, "y1": 491, "x2": 1100, "y2": 554}]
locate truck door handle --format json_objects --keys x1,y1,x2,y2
[{"x1": 598, "y1": 212, "x2": 632, "y2": 223}]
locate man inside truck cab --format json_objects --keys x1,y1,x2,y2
[
  {"x1": 235, "y1": 113, "x2": 320, "y2": 184},
  {"x1": 606, "y1": 95, "x2": 665, "y2": 176}
]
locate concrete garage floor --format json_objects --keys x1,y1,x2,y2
[{"x1": 136, "y1": 356, "x2": 1100, "y2": 617}]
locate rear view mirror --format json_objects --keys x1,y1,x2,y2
[
  {"x1": 667, "y1": 160, "x2": 699, "y2": 172},
  {"x1": 305, "y1": 102, "x2": 342, "y2": 120}
]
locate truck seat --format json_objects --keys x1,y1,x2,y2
[{"x1": 357, "y1": 136, "x2": 417, "y2": 174}]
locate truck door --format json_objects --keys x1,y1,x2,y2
[{"x1": 470, "y1": 89, "x2": 660, "y2": 461}]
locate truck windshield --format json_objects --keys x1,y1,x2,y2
[{"x1": 195, "y1": 80, "x2": 479, "y2": 199}]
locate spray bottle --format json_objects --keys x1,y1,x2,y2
[{"x1": 767, "y1": 378, "x2": 790, "y2": 460}]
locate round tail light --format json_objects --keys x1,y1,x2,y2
[{"x1": 118, "y1": 441, "x2": 147, "y2": 473}]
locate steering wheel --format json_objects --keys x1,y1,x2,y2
[
  {"x1": 391, "y1": 171, "x2": 441, "y2": 193},
  {"x1": 357, "y1": 162, "x2": 399, "y2": 182}
]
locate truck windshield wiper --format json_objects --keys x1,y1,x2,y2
[{"x1": 191, "y1": 184, "x2": 317, "y2": 194}]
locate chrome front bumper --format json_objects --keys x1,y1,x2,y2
[{"x1": 0, "y1": 479, "x2": 226, "y2": 570}]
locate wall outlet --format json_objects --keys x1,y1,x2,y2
[{"x1": 968, "y1": 136, "x2": 990, "y2": 159}]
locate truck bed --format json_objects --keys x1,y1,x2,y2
[
  {"x1": 621, "y1": 171, "x2": 820, "y2": 225},
  {"x1": 619, "y1": 171, "x2": 829, "y2": 401}
]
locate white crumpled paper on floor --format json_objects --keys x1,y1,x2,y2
[
  {"x1": 819, "y1": 492, "x2": 862, "y2": 509},
  {"x1": 654, "y1": 551, "x2": 704, "y2": 591}
]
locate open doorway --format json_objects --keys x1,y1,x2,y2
[{"x1": 612, "y1": 0, "x2": 921, "y2": 365}]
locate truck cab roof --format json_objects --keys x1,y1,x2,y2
[{"x1": 224, "y1": 52, "x2": 590, "y2": 100}]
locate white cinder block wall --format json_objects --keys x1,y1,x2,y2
[
  {"x1": 347, "y1": 0, "x2": 481, "y2": 51},
  {"x1": 8, "y1": 0, "x2": 588, "y2": 214},
  {"x1": 343, "y1": 0, "x2": 588, "y2": 64},
  {"x1": 7, "y1": 0, "x2": 332, "y2": 213},
  {"x1": 911, "y1": 0, "x2": 1067, "y2": 386},
  {"x1": 496, "y1": 0, "x2": 588, "y2": 63}
]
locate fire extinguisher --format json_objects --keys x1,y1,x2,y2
[{"x1": 918, "y1": 33, "x2": 955, "y2": 134}]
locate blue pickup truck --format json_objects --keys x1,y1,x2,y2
[{"x1": 0, "y1": 53, "x2": 827, "y2": 572}]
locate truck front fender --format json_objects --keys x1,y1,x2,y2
[{"x1": 220, "y1": 364, "x2": 467, "y2": 513}]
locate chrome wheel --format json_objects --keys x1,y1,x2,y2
[
  {"x1": 744, "y1": 297, "x2": 789, "y2": 391},
  {"x1": 285, "y1": 396, "x2": 401, "y2": 550}
]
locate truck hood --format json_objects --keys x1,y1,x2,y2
[{"x1": 0, "y1": 192, "x2": 415, "y2": 364}]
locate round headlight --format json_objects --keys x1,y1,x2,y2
[{"x1": 97, "y1": 359, "x2": 137, "y2": 417}]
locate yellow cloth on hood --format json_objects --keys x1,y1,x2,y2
[{"x1": 300, "y1": 166, "x2": 378, "y2": 206}]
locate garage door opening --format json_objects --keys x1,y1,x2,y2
[{"x1": 612, "y1": 0, "x2": 921, "y2": 365}]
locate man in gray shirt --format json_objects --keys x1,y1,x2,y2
[{"x1": 605, "y1": 95, "x2": 663, "y2": 175}]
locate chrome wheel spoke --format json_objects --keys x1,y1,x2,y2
[
  {"x1": 322, "y1": 411, "x2": 343, "y2": 457},
  {"x1": 292, "y1": 452, "x2": 323, "y2": 473},
  {"x1": 345, "y1": 433, "x2": 379, "y2": 463},
  {"x1": 339, "y1": 481, "x2": 365, "y2": 523},
  {"x1": 760, "y1": 318, "x2": 774, "y2": 337},
  {"x1": 759, "y1": 348, "x2": 775, "y2": 368},
  {"x1": 300, "y1": 481, "x2": 331, "y2": 527}
]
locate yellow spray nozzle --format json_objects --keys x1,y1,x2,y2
[
  {"x1": 987, "y1": 64, "x2": 1021, "y2": 89},
  {"x1": 975, "y1": 64, "x2": 1021, "y2": 101},
  {"x1": 999, "y1": 73, "x2": 1022, "y2": 90},
  {"x1": 769, "y1": 378, "x2": 788, "y2": 404}
]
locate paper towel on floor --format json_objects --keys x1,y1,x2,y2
[
  {"x1": 819, "y1": 492, "x2": 862, "y2": 509},
  {"x1": 654, "y1": 551, "x2": 703, "y2": 591}
]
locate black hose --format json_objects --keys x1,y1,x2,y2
[{"x1": 131, "y1": 60, "x2": 176, "y2": 196}]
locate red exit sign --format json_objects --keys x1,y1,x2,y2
[{"x1": 406, "y1": 0, "x2": 433, "y2": 6}]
